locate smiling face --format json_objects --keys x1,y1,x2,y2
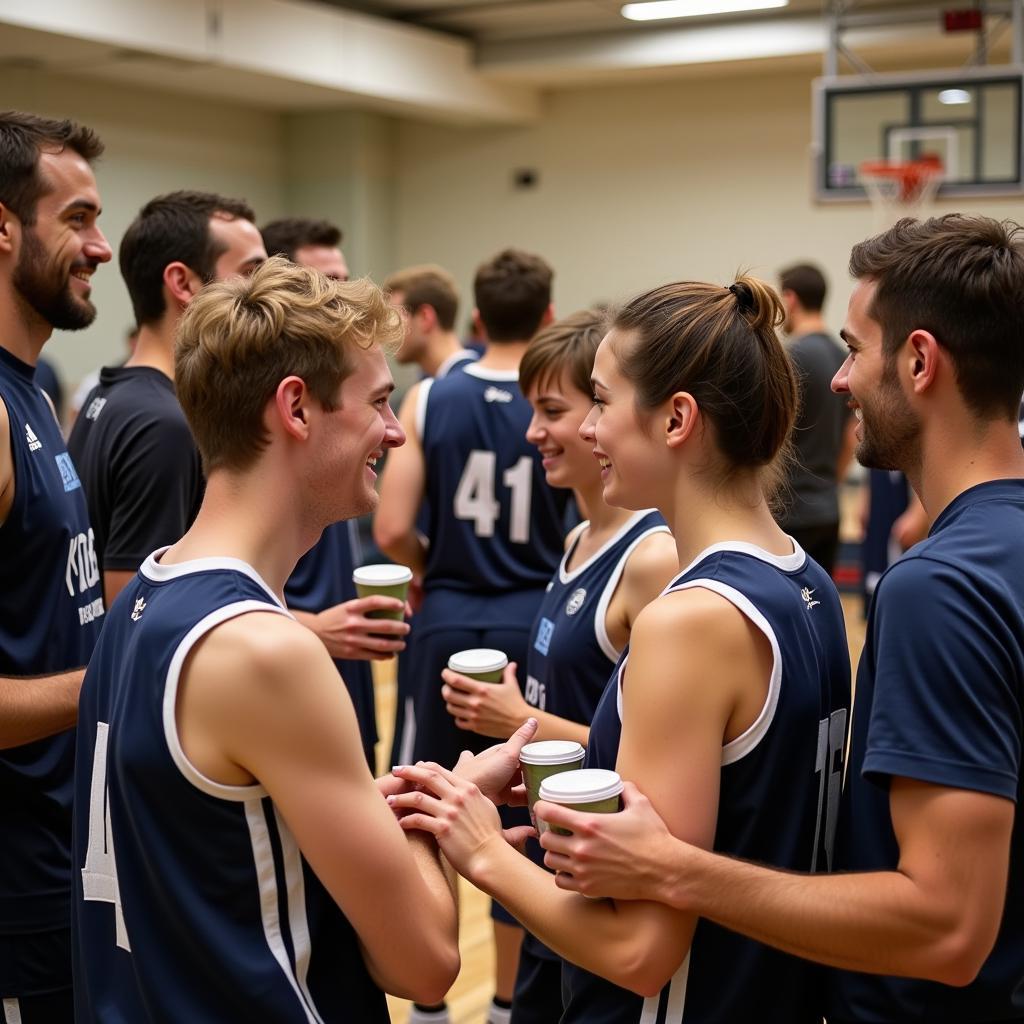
[
  {"x1": 834, "y1": 278, "x2": 921, "y2": 472},
  {"x1": 525, "y1": 369, "x2": 598, "y2": 492},
  {"x1": 313, "y1": 344, "x2": 405, "y2": 522},
  {"x1": 579, "y1": 330, "x2": 666, "y2": 511},
  {"x1": 11, "y1": 148, "x2": 111, "y2": 331}
]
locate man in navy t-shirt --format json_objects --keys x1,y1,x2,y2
[
  {"x1": 0, "y1": 111, "x2": 112, "y2": 1023},
  {"x1": 535, "y1": 215, "x2": 1024, "y2": 1023}
]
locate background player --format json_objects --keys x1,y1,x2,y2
[
  {"x1": 72, "y1": 259, "x2": 467, "y2": 1021},
  {"x1": 68, "y1": 190, "x2": 266, "y2": 605},
  {"x1": 537, "y1": 215, "x2": 1024, "y2": 1024},
  {"x1": 390, "y1": 276, "x2": 851, "y2": 1024},
  {"x1": 262, "y1": 215, "x2": 408, "y2": 771},
  {"x1": 374, "y1": 248, "x2": 569, "y2": 1024},
  {"x1": 0, "y1": 110, "x2": 110, "y2": 1024},
  {"x1": 440, "y1": 308, "x2": 677, "y2": 1023}
]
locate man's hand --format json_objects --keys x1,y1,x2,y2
[
  {"x1": 388, "y1": 763, "x2": 532, "y2": 879},
  {"x1": 451, "y1": 717, "x2": 538, "y2": 805},
  {"x1": 537, "y1": 781, "x2": 683, "y2": 902},
  {"x1": 442, "y1": 662, "x2": 532, "y2": 739},
  {"x1": 308, "y1": 596, "x2": 410, "y2": 661}
]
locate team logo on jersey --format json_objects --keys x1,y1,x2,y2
[
  {"x1": 55, "y1": 452, "x2": 82, "y2": 492},
  {"x1": 483, "y1": 386, "x2": 514, "y2": 404},
  {"x1": 565, "y1": 587, "x2": 587, "y2": 616},
  {"x1": 85, "y1": 396, "x2": 107, "y2": 421},
  {"x1": 801, "y1": 586, "x2": 820, "y2": 610},
  {"x1": 25, "y1": 423, "x2": 42, "y2": 452},
  {"x1": 534, "y1": 616, "x2": 555, "y2": 655},
  {"x1": 131, "y1": 596, "x2": 147, "y2": 622}
]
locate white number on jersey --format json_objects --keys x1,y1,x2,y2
[
  {"x1": 82, "y1": 722, "x2": 130, "y2": 950},
  {"x1": 811, "y1": 708, "x2": 847, "y2": 872},
  {"x1": 453, "y1": 451, "x2": 533, "y2": 544}
]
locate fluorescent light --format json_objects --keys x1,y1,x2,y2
[
  {"x1": 622, "y1": 0, "x2": 788, "y2": 21},
  {"x1": 938, "y1": 88, "x2": 971, "y2": 105}
]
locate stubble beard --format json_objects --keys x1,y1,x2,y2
[{"x1": 12, "y1": 228, "x2": 96, "y2": 332}]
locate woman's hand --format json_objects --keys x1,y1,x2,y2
[{"x1": 442, "y1": 662, "x2": 533, "y2": 739}]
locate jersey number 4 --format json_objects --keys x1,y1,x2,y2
[
  {"x1": 82, "y1": 722, "x2": 131, "y2": 950},
  {"x1": 453, "y1": 451, "x2": 533, "y2": 543}
]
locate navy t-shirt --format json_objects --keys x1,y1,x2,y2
[{"x1": 829, "y1": 479, "x2": 1024, "y2": 1023}]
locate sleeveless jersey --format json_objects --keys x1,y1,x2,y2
[
  {"x1": 418, "y1": 364, "x2": 567, "y2": 594},
  {"x1": 524, "y1": 510, "x2": 668, "y2": 726},
  {"x1": 286, "y1": 519, "x2": 377, "y2": 768},
  {"x1": 562, "y1": 542, "x2": 851, "y2": 1024},
  {"x1": 72, "y1": 553, "x2": 388, "y2": 1022},
  {"x1": 0, "y1": 346, "x2": 105, "y2": 949}
]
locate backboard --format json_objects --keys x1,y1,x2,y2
[{"x1": 812, "y1": 66, "x2": 1024, "y2": 201}]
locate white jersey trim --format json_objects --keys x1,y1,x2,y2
[
  {"x1": 640, "y1": 951, "x2": 691, "y2": 1023},
  {"x1": 163, "y1": 599, "x2": 291, "y2": 801},
  {"x1": 141, "y1": 548, "x2": 286, "y2": 608},
  {"x1": 463, "y1": 363, "x2": 519, "y2": 382},
  {"x1": 435, "y1": 348, "x2": 478, "y2": 379},
  {"x1": 558, "y1": 510, "x2": 658, "y2": 585},
  {"x1": 613, "y1": 579, "x2": 782, "y2": 765},
  {"x1": 415, "y1": 378, "x2": 434, "y2": 441},
  {"x1": 245, "y1": 801, "x2": 327, "y2": 1024},
  {"x1": 671, "y1": 538, "x2": 805, "y2": 585},
  {"x1": 593, "y1": 523, "x2": 672, "y2": 664}
]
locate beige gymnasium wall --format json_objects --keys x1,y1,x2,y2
[
  {"x1": 394, "y1": 67, "x2": 1024, "y2": 331},
  {"x1": 4, "y1": 70, "x2": 287, "y2": 390}
]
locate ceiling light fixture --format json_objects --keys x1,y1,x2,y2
[
  {"x1": 938, "y1": 88, "x2": 971, "y2": 105},
  {"x1": 622, "y1": 0, "x2": 788, "y2": 22}
]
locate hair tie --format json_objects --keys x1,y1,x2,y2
[{"x1": 728, "y1": 280, "x2": 754, "y2": 315}]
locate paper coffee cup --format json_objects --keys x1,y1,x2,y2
[
  {"x1": 520, "y1": 740, "x2": 586, "y2": 827},
  {"x1": 447, "y1": 648, "x2": 508, "y2": 683},
  {"x1": 537, "y1": 768, "x2": 623, "y2": 836},
  {"x1": 352, "y1": 564, "x2": 412, "y2": 622}
]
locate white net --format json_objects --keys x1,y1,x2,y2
[{"x1": 860, "y1": 158, "x2": 945, "y2": 229}]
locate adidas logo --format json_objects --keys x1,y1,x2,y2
[
  {"x1": 484, "y1": 386, "x2": 513, "y2": 404},
  {"x1": 25, "y1": 423, "x2": 42, "y2": 452}
]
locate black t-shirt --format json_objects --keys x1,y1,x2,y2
[
  {"x1": 68, "y1": 365, "x2": 203, "y2": 572},
  {"x1": 780, "y1": 331, "x2": 850, "y2": 530}
]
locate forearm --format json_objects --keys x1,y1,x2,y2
[
  {"x1": 377, "y1": 531, "x2": 426, "y2": 578},
  {"x1": 0, "y1": 670, "x2": 83, "y2": 748},
  {"x1": 406, "y1": 830, "x2": 459, "y2": 944},
  {"x1": 531, "y1": 709, "x2": 589, "y2": 746},
  {"x1": 672, "y1": 847, "x2": 970, "y2": 982}
]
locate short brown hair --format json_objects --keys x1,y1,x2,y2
[
  {"x1": 260, "y1": 217, "x2": 342, "y2": 261},
  {"x1": 850, "y1": 214, "x2": 1024, "y2": 420},
  {"x1": 779, "y1": 263, "x2": 827, "y2": 312},
  {"x1": 474, "y1": 248, "x2": 553, "y2": 342},
  {"x1": 176, "y1": 257, "x2": 401, "y2": 473},
  {"x1": 0, "y1": 111, "x2": 104, "y2": 225},
  {"x1": 383, "y1": 264, "x2": 459, "y2": 331},
  {"x1": 519, "y1": 309, "x2": 609, "y2": 399},
  {"x1": 613, "y1": 277, "x2": 797, "y2": 485}
]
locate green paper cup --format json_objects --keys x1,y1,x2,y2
[
  {"x1": 447, "y1": 648, "x2": 508, "y2": 683},
  {"x1": 352, "y1": 564, "x2": 412, "y2": 622},
  {"x1": 520, "y1": 740, "x2": 586, "y2": 828},
  {"x1": 537, "y1": 768, "x2": 623, "y2": 836}
]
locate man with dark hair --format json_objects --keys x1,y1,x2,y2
[
  {"x1": 261, "y1": 221, "x2": 409, "y2": 772},
  {"x1": 777, "y1": 261, "x2": 854, "y2": 575},
  {"x1": 261, "y1": 216, "x2": 348, "y2": 281},
  {"x1": 68, "y1": 190, "x2": 266, "y2": 604},
  {"x1": 375, "y1": 247, "x2": 566, "y2": 1024},
  {"x1": 535, "y1": 214, "x2": 1024, "y2": 1024},
  {"x1": 0, "y1": 109, "x2": 111, "y2": 1023}
]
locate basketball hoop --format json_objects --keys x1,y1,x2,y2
[{"x1": 859, "y1": 155, "x2": 945, "y2": 226}]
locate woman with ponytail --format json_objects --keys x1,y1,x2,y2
[{"x1": 389, "y1": 277, "x2": 852, "y2": 1024}]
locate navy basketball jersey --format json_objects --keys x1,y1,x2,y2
[
  {"x1": 562, "y1": 542, "x2": 851, "y2": 1024},
  {"x1": 72, "y1": 553, "x2": 388, "y2": 1022},
  {"x1": 525, "y1": 510, "x2": 668, "y2": 726},
  {"x1": 0, "y1": 346, "x2": 105, "y2": 953},
  {"x1": 286, "y1": 519, "x2": 377, "y2": 769},
  {"x1": 418, "y1": 364, "x2": 568, "y2": 593}
]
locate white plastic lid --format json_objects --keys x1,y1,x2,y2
[
  {"x1": 352, "y1": 563, "x2": 413, "y2": 586},
  {"x1": 539, "y1": 768, "x2": 623, "y2": 804},
  {"x1": 520, "y1": 740, "x2": 586, "y2": 766},
  {"x1": 448, "y1": 648, "x2": 508, "y2": 674}
]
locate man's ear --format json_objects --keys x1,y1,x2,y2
[
  {"x1": 163, "y1": 262, "x2": 203, "y2": 309},
  {"x1": 665, "y1": 391, "x2": 699, "y2": 449},
  {"x1": 0, "y1": 202, "x2": 20, "y2": 258},
  {"x1": 272, "y1": 376, "x2": 312, "y2": 442},
  {"x1": 906, "y1": 330, "x2": 940, "y2": 395}
]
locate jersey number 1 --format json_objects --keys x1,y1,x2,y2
[
  {"x1": 811, "y1": 708, "x2": 847, "y2": 872},
  {"x1": 82, "y1": 722, "x2": 131, "y2": 950},
  {"x1": 454, "y1": 451, "x2": 533, "y2": 543}
]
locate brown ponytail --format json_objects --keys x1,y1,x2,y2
[{"x1": 612, "y1": 276, "x2": 798, "y2": 488}]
